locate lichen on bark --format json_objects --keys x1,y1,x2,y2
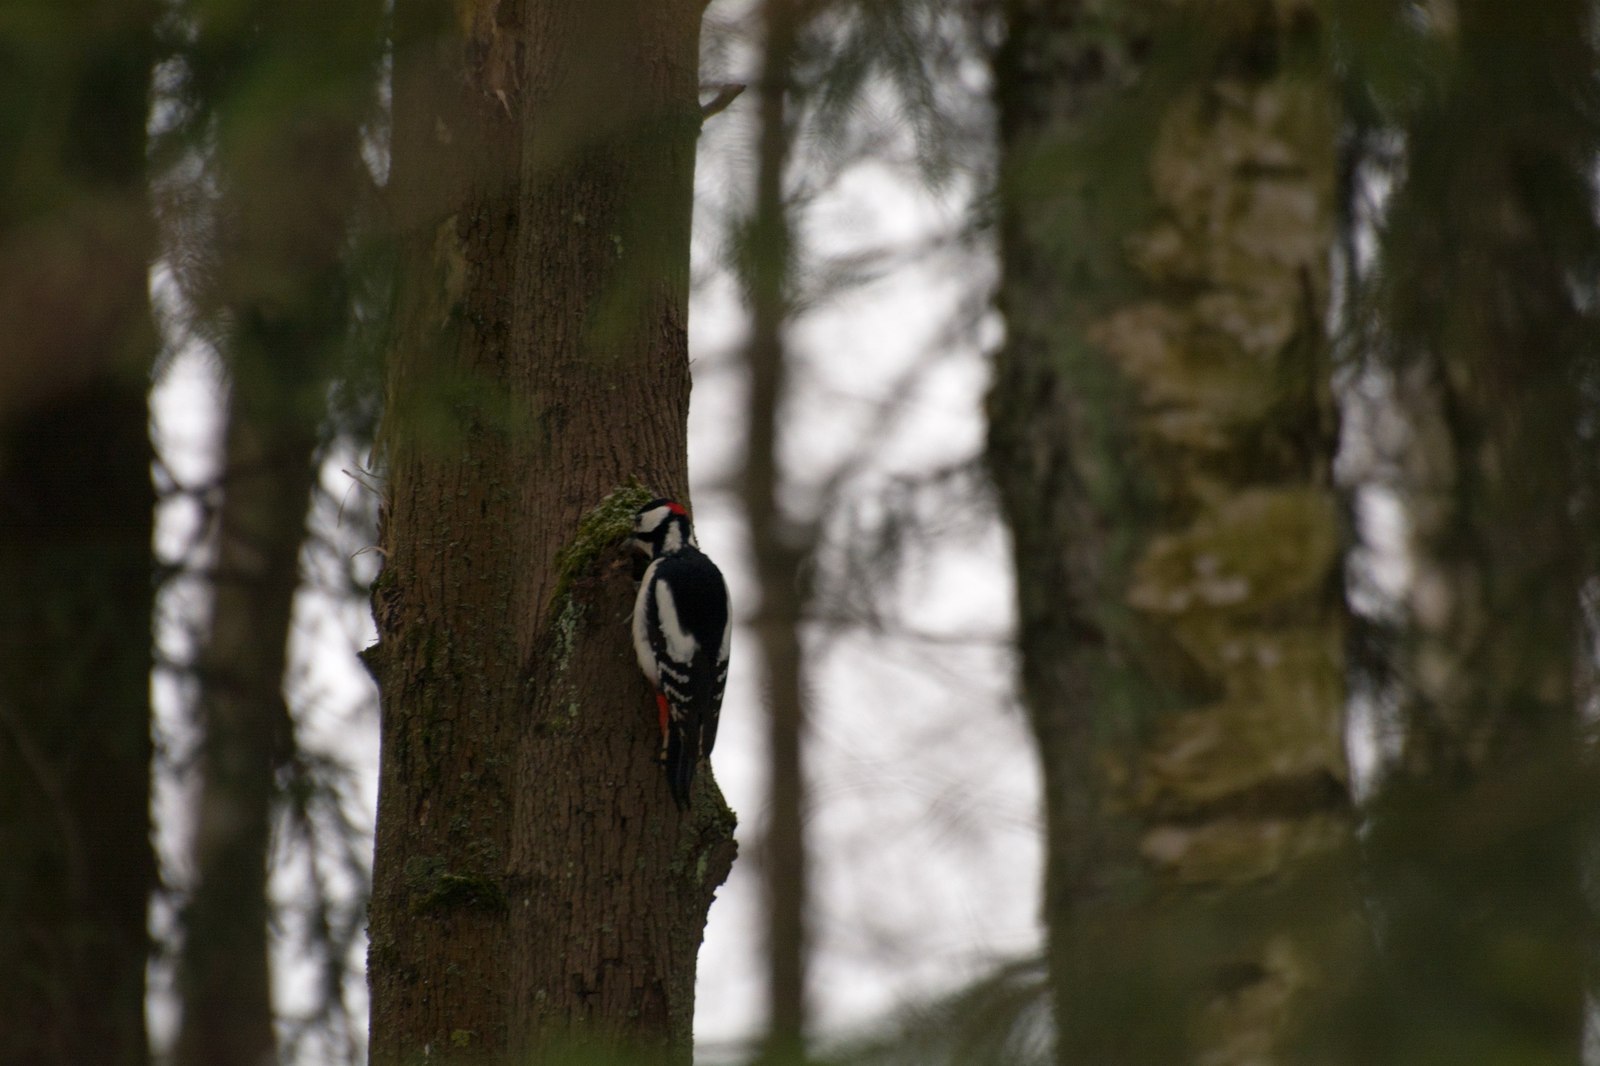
[{"x1": 990, "y1": 3, "x2": 1358, "y2": 1062}]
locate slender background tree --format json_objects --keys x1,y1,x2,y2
[
  {"x1": 706, "y1": 2, "x2": 1002, "y2": 1056},
  {"x1": 739, "y1": 0, "x2": 814, "y2": 1058},
  {"x1": 155, "y1": 4, "x2": 382, "y2": 1064}
]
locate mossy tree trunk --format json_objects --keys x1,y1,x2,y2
[
  {"x1": 988, "y1": 3, "x2": 1358, "y2": 1062},
  {"x1": 366, "y1": 1, "x2": 735, "y2": 1063},
  {"x1": 0, "y1": 3, "x2": 157, "y2": 1063},
  {"x1": 1350, "y1": 1, "x2": 1600, "y2": 1057},
  {"x1": 172, "y1": 5, "x2": 380, "y2": 1062}
]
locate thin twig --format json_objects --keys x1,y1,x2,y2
[{"x1": 699, "y1": 82, "x2": 746, "y2": 121}]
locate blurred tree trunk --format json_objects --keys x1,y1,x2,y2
[
  {"x1": 169, "y1": 6, "x2": 380, "y2": 1064},
  {"x1": 743, "y1": 0, "x2": 812, "y2": 1059},
  {"x1": 175, "y1": 403, "x2": 313, "y2": 1066},
  {"x1": 1349, "y1": 0, "x2": 1600, "y2": 1057},
  {"x1": 0, "y1": 388, "x2": 156, "y2": 1066},
  {"x1": 0, "y1": 4, "x2": 157, "y2": 1064},
  {"x1": 366, "y1": 1, "x2": 734, "y2": 1063},
  {"x1": 988, "y1": 4, "x2": 1358, "y2": 1063}
]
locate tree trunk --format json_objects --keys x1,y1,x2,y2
[
  {"x1": 0, "y1": 5, "x2": 157, "y2": 1064},
  {"x1": 366, "y1": 2, "x2": 734, "y2": 1063},
  {"x1": 743, "y1": 0, "x2": 811, "y2": 1059},
  {"x1": 1352, "y1": 1, "x2": 1600, "y2": 1057},
  {"x1": 0, "y1": 1, "x2": 156, "y2": 418},
  {"x1": 174, "y1": 398, "x2": 314, "y2": 1066},
  {"x1": 0, "y1": 386, "x2": 156, "y2": 1066},
  {"x1": 988, "y1": 4, "x2": 1357, "y2": 1062},
  {"x1": 171, "y1": 6, "x2": 379, "y2": 1062},
  {"x1": 173, "y1": 365, "x2": 337, "y2": 1066}
]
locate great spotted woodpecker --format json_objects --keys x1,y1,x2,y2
[{"x1": 631, "y1": 498, "x2": 730, "y2": 810}]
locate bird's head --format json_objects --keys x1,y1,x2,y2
[{"x1": 633, "y1": 497, "x2": 697, "y2": 560}]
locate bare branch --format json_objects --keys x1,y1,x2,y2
[{"x1": 699, "y1": 82, "x2": 746, "y2": 121}]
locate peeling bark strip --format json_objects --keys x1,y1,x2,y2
[
  {"x1": 989, "y1": 3, "x2": 1359, "y2": 1063},
  {"x1": 367, "y1": 1, "x2": 734, "y2": 1064}
]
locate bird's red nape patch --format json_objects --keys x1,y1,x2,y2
[{"x1": 665, "y1": 501, "x2": 687, "y2": 515}]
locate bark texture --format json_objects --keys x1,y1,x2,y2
[
  {"x1": 1352, "y1": 1, "x2": 1600, "y2": 1058},
  {"x1": 367, "y1": 1, "x2": 734, "y2": 1063},
  {"x1": 743, "y1": 0, "x2": 812, "y2": 1058},
  {"x1": 0, "y1": 5, "x2": 157, "y2": 1063},
  {"x1": 988, "y1": 3, "x2": 1357, "y2": 1062},
  {"x1": 172, "y1": 7, "x2": 379, "y2": 1064}
]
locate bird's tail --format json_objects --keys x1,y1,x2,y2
[{"x1": 664, "y1": 710, "x2": 699, "y2": 811}]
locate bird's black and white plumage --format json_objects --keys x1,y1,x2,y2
[{"x1": 631, "y1": 498, "x2": 730, "y2": 810}]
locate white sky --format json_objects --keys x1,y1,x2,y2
[{"x1": 686, "y1": 110, "x2": 1041, "y2": 1051}]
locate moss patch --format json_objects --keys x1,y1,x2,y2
[
  {"x1": 405, "y1": 854, "x2": 507, "y2": 915},
  {"x1": 670, "y1": 785, "x2": 738, "y2": 880},
  {"x1": 547, "y1": 479, "x2": 653, "y2": 622}
]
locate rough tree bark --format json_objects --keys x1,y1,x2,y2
[
  {"x1": 742, "y1": 0, "x2": 812, "y2": 1058},
  {"x1": 171, "y1": 6, "x2": 379, "y2": 1063},
  {"x1": 0, "y1": 3, "x2": 157, "y2": 1063},
  {"x1": 366, "y1": 1, "x2": 735, "y2": 1063},
  {"x1": 1352, "y1": 1, "x2": 1600, "y2": 1058},
  {"x1": 988, "y1": 3, "x2": 1359, "y2": 1062}
]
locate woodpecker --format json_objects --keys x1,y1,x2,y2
[{"x1": 631, "y1": 498, "x2": 730, "y2": 810}]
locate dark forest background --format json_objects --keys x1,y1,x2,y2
[{"x1": 2, "y1": 1, "x2": 1596, "y2": 1064}]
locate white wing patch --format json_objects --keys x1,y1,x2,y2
[
  {"x1": 718, "y1": 587, "x2": 732, "y2": 664},
  {"x1": 632, "y1": 559, "x2": 661, "y2": 685},
  {"x1": 653, "y1": 581, "x2": 700, "y2": 664}
]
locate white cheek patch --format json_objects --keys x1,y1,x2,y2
[
  {"x1": 662, "y1": 523, "x2": 684, "y2": 556},
  {"x1": 636, "y1": 505, "x2": 672, "y2": 538},
  {"x1": 654, "y1": 581, "x2": 699, "y2": 663}
]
